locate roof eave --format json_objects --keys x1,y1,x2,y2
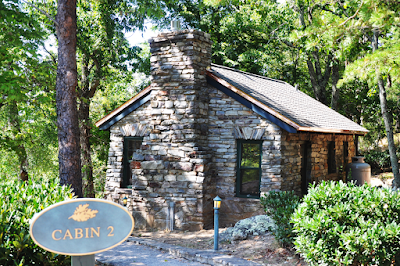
[
  {"x1": 297, "y1": 126, "x2": 368, "y2": 136},
  {"x1": 207, "y1": 70, "x2": 368, "y2": 136},
  {"x1": 95, "y1": 85, "x2": 152, "y2": 130},
  {"x1": 96, "y1": 70, "x2": 368, "y2": 136}
]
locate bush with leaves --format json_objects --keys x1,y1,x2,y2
[
  {"x1": 364, "y1": 149, "x2": 392, "y2": 170},
  {"x1": 292, "y1": 181, "x2": 400, "y2": 266},
  {"x1": 0, "y1": 178, "x2": 73, "y2": 265},
  {"x1": 260, "y1": 191, "x2": 300, "y2": 247}
]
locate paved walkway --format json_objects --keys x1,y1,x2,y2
[
  {"x1": 96, "y1": 237, "x2": 261, "y2": 266},
  {"x1": 96, "y1": 241, "x2": 206, "y2": 266}
]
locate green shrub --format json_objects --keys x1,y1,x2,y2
[
  {"x1": 364, "y1": 149, "x2": 391, "y2": 170},
  {"x1": 260, "y1": 190, "x2": 300, "y2": 247},
  {"x1": 292, "y1": 181, "x2": 400, "y2": 266},
  {"x1": 364, "y1": 148, "x2": 400, "y2": 170},
  {"x1": 0, "y1": 178, "x2": 74, "y2": 265}
]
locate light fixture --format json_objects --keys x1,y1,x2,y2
[
  {"x1": 122, "y1": 196, "x2": 128, "y2": 207},
  {"x1": 213, "y1": 196, "x2": 222, "y2": 251},
  {"x1": 213, "y1": 196, "x2": 221, "y2": 209}
]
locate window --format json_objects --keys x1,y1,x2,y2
[
  {"x1": 123, "y1": 137, "x2": 143, "y2": 188},
  {"x1": 236, "y1": 140, "x2": 262, "y2": 198},
  {"x1": 328, "y1": 141, "x2": 336, "y2": 174}
]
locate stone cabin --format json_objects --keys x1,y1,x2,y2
[{"x1": 95, "y1": 29, "x2": 368, "y2": 231}]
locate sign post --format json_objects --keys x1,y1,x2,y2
[
  {"x1": 71, "y1": 255, "x2": 95, "y2": 266},
  {"x1": 30, "y1": 198, "x2": 134, "y2": 266}
]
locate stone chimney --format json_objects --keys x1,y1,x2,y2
[{"x1": 147, "y1": 30, "x2": 213, "y2": 230}]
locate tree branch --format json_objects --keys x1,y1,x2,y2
[
  {"x1": 320, "y1": 6, "x2": 341, "y2": 17},
  {"x1": 362, "y1": 30, "x2": 374, "y2": 43},
  {"x1": 21, "y1": 0, "x2": 58, "y2": 28},
  {"x1": 280, "y1": 39, "x2": 300, "y2": 50},
  {"x1": 42, "y1": 44, "x2": 57, "y2": 65},
  {"x1": 334, "y1": 0, "x2": 350, "y2": 17},
  {"x1": 339, "y1": 1, "x2": 363, "y2": 27},
  {"x1": 306, "y1": 59, "x2": 319, "y2": 96},
  {"x1": 312, "y1": 50, "x2": 322, "y2": 80},
  {"x1": 321, "y1": 53, "x2": 333, "y2": 89},
  {"x1": 270, "y1": 22, "x2": 288, "y2": 37},
  {"x1": 88, "y1": 54, "x2": 102, "y2": 99}
]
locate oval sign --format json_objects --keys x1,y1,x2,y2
[{"x1": 30, "y1": 198, "x2": 134, "y2": 256}]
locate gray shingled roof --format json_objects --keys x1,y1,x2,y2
[{"x1": 209, "y1": 64, "x2": 368, "y2": 134}]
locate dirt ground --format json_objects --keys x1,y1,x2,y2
[
  {"x1": 133, "y1": 229, "x2": 306, "y2": 266},
  {"x1": 370, "y1": 173, "x2": 393, "y2": 187},
  {"x1": 132, "y1": 176, "x2": 392, "y2": 266}
]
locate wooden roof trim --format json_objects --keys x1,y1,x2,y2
[
  {"x1": 95, "y1": 85, "x2": 151, "y2": 128},
  {"x1": 297, "y1": 126, "x2": 368, "y2": 136},
  {"x1": 206, "y1": 71, "x2": 301, "y2": 130}
]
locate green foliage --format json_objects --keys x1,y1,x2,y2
[
  {"x1": 240, "y1": 142, "x2": 260, "y2": 168},
  {"x1": 26, "y1": 0, "x2": 152, "y2": 196},
  {"x1": 139, "y1": 0, "x2": 310, "y2": 90},
  {"x1": 0, "y1": 178, "x2": 74, "y2": 265},
  {"x1": 365, "y1": 149, "x2": 392, "y2": 170},
  {"x1": 364, "y1": 148, "x2": 400, "y2": 170},
  {"x1": 0, "y1": 0, "x2": 59, "y2": 180},
  {"x1": 292, "y1": 181, "x2": 400, "y2": 266},
  {"x1": 260, "y1": 191, "x2": 300, "y2": 247}
]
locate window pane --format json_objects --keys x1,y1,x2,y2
[
  {"x1": 240, "y1": 143, "x2": 260, "y2": 167},
  {"x1": 123, "y1": 138, "x2": 143, "y2": 188},
  {"x1": 128, "y1": 140, "x2": 142, "y2": 159},
  {"x1": 240, "y1": 169, "x2": 260, "y2": 196}
]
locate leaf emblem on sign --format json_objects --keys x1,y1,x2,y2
[{"x1": 68, "y1": 204, "x2": 98, "y2": 222}]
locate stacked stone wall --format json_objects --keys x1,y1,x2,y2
[
  {"x1": 105, "y1": 30, "x2": 213, "y2": 231},
  {"x1": 105, "y1": 102, "x2": 152, "y2": 191},
  {"x1": 207, "y1": 86, "x2": 357, "y2": 225},
  {"x1": 207, "y1": 87, "x2": 282, "y2": 227},
  {"x1": 281, "y1": 132, "x2": 356, "y2": 195},
  {"x1": 105, "y1": 82, "x2": 358, "y2": 230}
]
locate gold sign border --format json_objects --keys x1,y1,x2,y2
[{"x1": 29, "y1": 198, "x2": 134, "y2": 256}]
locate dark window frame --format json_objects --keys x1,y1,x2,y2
[
  {"x1": 123, "y1": 136, "x2": 143, "y2": 188},
  {"x1": 236, "y1": 139, "x2": 262, "y2": 198}
]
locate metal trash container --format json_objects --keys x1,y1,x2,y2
[{"x1": 346, "y1": 156, "x2": 371, "y2": 185}]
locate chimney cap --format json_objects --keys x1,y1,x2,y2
[{"x1": 171, "y1": 20, "x2": 181, "y2": 31}]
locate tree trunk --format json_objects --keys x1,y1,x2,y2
[
  {"x1": 8, "y1": 100, "x2": 29, "y2": 181},
  {"x1": 306, "y1": 51, "x2": 332, "y2": 105},
  {"x1": 79, "y1": 100, "x2": 94, "y2": 198},
  {"x1": 372, "y1": 30, "x2": 400, "y2": 187},
  {"x1": 330, "y1": 61, "x2": 340, "y2": 111},
  {"x1": 77, "y1": 53, "x2": 100, "y2": 198},
  {"x1": 294, "y1": 3, "x2": 333, "y2": 106},
  {"x1": 56, "y1": 0, "x2": 82, "y2": 197}
]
